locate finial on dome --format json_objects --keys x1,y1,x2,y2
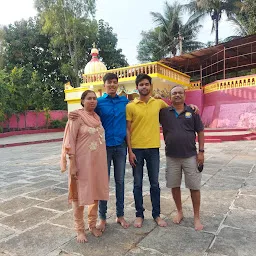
[{"x1": 91, "y1": 42, "x2": 99, "y2": 55}]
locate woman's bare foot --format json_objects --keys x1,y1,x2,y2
[
  {"x1": 77, "y1": 230, "x2": 87, "y2": 243},
  {"x1": 116, "y1": 217, "x2": 130, "y2": 229},
  {"x1": 97, "y1": 219, "x2": 106, "y2": 232},
  {"x1": 173, "y1": 211, "x2": 183, "y2": 224},
  {"x1": 155, "y1": 217, "x2": 167, "y2": 227},
  {"x1": 134, "y1": 217, "x2": 143, "y2": 228},
  {"x1": 194, "y1": 218, "x2": 204, "y2": 231},
  {"x1": 90, "y1": 227, "x2": 103, "y2": 237}
]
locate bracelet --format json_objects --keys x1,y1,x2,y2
[
  {"x1": 199, "y1": 149, "x2": 204, "y2": 153},
  {"x1": 69, "y1": 155, "x2": 75, "y2": 159}
]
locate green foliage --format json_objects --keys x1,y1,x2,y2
[
  {"x1": 35, "y1": 0, "x2": 97, "y2": 87},
  {"x1": 97, "y1": 20, "x2": 128, "y2": 69},
  {"x1": 0, "y1": 0, "x2": 128, "y2": 130},
  {"x1": 137, "y1": 1, "x2": 204, "y2": 61},
  {"x1": 185, "y1": 0, "x2": 241, "y2": 45},
  {"x1": 137, "y1": 28, "x2": 166, "y2": 62},
  {"x1": 50, "y1": 118, "x2": 67, "y2": 128}
]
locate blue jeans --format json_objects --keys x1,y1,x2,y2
[
  {"x1": 99, "y1": 142, "x2": 127, "y2": 220},
  {"x1": 132, "y1": 148, "x2": 160, "y2": 219}
]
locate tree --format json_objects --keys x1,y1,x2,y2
[
  {"x1": 229, "y1": 0, "x2": 256, "y2": 36},
  {"x1": 35, "y1": 0, "x2": 97, "y2": 87},
  {"x1": 137, "y1": 1, "x2": 204, "y2": 61},
  {"x1": 2, "y1": 18, "x2": 69, "y2": 110},
  {"x1": 137, "y1": 28, "x2": 166, "y2": 63},
  {"x1": 185, "y1": 0, "x2": 241, "y2": 45},
  {"x1": 97, "y1": 20, "x2": 128, "y2": 69}
]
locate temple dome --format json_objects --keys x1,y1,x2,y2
[{"x1": 84, "y1": 46, "x2": 107, "y2": 74}]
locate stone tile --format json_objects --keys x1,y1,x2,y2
[
  {"x1": 0, "y1": 181, "x2": 32, "y2": 192},
  {"x1": 26, "y1": 180, "x2": 60, "y2": 189},
  {"x1": 0, "y1": 224, "x2": 74, "y2": 256},
  {"x1": 38, "y1": 195, "x2": 72, "y2": 212},
  {"x1": 168, "y1": 208, "x2": 225, "y2": 234},
  {"x1": 0, "y1": 207, "x2": 57, "y2": 231},
  {"x1": 209, "y1": 227, "x2": 256, "y2": 256},
  {"x1": 50, "y1": 211, "x2": 76, "y2": 230},
  {"x1": 224, "y1": 208, "x2": 256, "y2": 232},
  {"x1": 125, "y1": 247, "x2": 168, "y2": 256},
  {"x1": 54, "y1": 182, "x2": 68, "y2": 190},
  {"x1": 0, "y1": 197, "x2": 41, "y2": 215},
  {"x1": 61, "y1": 212, "x2": 156, "y2": 256},
  {"x1": 0, "y1": 226, "x2": 14, "y2": 240},
  {"x1": 205, "y1": 155, "x2": 234, "y2": 166},
  {"x1": 137, "y1": 224, "x2": 214, "y2": 256},
  {"x1": 26, "y1": 187, "x2": 68, "y2": 201},
  {"x1": 203, "y1": 176, "x2": 244, "y2": 191},
  {"x1": 0, "y1": 186, "x2": 39, "y2": 200},
  {"x1": 214, "y1": 166, "x2": 251, "y2": 179},
  {"x1": 233, "y1": 195, "x2": 256, "y2": 211}
]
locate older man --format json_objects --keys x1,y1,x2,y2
[{"x1": 159, "y1": 85, "x2": 204, "y2": 231}]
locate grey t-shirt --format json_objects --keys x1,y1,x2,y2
[{"x1": 159, "y1": 105, "x2": 204, "y2": 158}]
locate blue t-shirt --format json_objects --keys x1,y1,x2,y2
[{"x1": 95, "y1": 93, "x2": 129, "y2": 147}]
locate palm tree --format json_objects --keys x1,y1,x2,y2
[
  {"x1": 150, "y1": 1, "x2": 204, "y2": 57},
  {"x1": 185, "y1": 0, "x2": 241, "y2": 45}
]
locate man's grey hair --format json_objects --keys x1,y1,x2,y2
[{"x1": 170, "y1": 85, "x2": 185, "y2": 94}]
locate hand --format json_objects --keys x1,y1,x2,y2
[
  {"x1": 68, "y1": 111, "x2": 79, "y2": 121},
  {"x1": 189, "y1": 104, "x2": 199, "y2": 114},
  {"x1": 197, "y1": 152, "x2": 204, "y2": 165},
  {"x1": 70, "y1": 166, "x2": 78, "y2": 180},
  {"x1": 129, "y1": 151, "x2": 137, "y2": 167},
  {"x1": 154, "y1": 94, "x2": 162, "y2": 99}
]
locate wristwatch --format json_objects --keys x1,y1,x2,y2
[{"x1": 199, "y1": 149, "x2": 205, "y2": 153}]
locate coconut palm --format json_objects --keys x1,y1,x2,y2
[
  {"x1": 150, "y1": 1, "x2": 204, "y2": 57},
  {"x1": 185, "y1": 0, "x2": 241, "y2": 45}
]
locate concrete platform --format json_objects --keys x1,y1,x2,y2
[{"x1": 0, "y1": 139, "x2": 256, "y2": 255}]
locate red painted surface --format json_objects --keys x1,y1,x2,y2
[
  {"x1": 202, "y1": 87, "x2": 256, "y2": 128},
  {"x1": 2, "y1": 110, "x2": 67, "y2": 130},
  {"x1": 185, "y1": 90, "x2": 204, "y2": 115}
]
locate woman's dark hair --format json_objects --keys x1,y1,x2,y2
[
  {"x1": 135, "y1": 73, "x2": 152, "y2": 86},
  {"x1": 81, "y1": 90, "x2": 96, "y2": 107}
]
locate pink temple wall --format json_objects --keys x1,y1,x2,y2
[
  {"x1": 202, "y1": 87, "x2": 256, "y2": 128},
  {"x1": 2, "y1": 110, "x2": 68, "y2": 130},
  {"x1": 185, "y1": 90, "x2": 204, "y2": 115}
]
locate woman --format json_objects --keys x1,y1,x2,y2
[{"x1": 61, "y1": 90, "x2": 109, "y2": 243}]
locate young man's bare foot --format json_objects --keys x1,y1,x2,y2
[
  {"x1": 155, "y1": 217, "x2": 167, "y2": 227},
  {"x1": 173, "y1": 212, "x2": 183, "y2": 224},
  {"x1": 194, "y1": 218, "x2": 204, "y2": 231},
  {"x1": 134, "y1": 217, "x2": 143, "y2": 228},
  {"x1": 90, "y1": 227, "x2": 103, "y2": 237},
  {"x1": 77, "y1": 230, "x2": 88, "y2": 243},
  {"x1": 116, "y1": 216, "x2": 130, "y2": 229},
  {"x1": 97, "y1": 219, "x2": 106, "y2": 232}
]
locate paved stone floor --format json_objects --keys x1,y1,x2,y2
[{"x1": 0, "y1": 140, "x2": 256, "y2": 256}]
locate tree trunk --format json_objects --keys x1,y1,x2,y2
[{"x1": 215, "y1": 17, "x2": 219, "y2": 45}]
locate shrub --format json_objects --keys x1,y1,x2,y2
[{"x1": 50, "y1": 119, "x2": 66, "y2": 128}]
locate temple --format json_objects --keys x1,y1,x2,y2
[{"x1": 65, "y1": 35, "x2": 256, "y2": 129}]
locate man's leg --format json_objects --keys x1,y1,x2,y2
[
  {"x1": 72, "y1": 201, "x2": 87, "y2": 243},
  {"x1": 145, "y1": 148, "x2": 167, "y2": 227},
  {"x1": 166, "y1": 156, "x2": 183, "y2": 224},
  {"x1": 88, "y1": 201, "x2": 102, "y2": 237},
  {"x1": 132, "y1": 149, "x2": 145, "y2": 228},
  {"x1": 113, "y1": 142, "x2": 129, "y2": 228},
  {"x1": 190, "y1": 190, "x2": 203, "y2": 230},
  {"x1": 183, "y1": 156, "x2": 203, "y2": 230},
  {"x1": 172, "y1": 187, "x2": 183, "y2": 223},
  {"x1": 98, "y1": 146, "x2": 112, "y2": 231}
]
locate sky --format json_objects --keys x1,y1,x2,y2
[{"x1": 0, "y1": 0, "x2": 237, "y2": 64}]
